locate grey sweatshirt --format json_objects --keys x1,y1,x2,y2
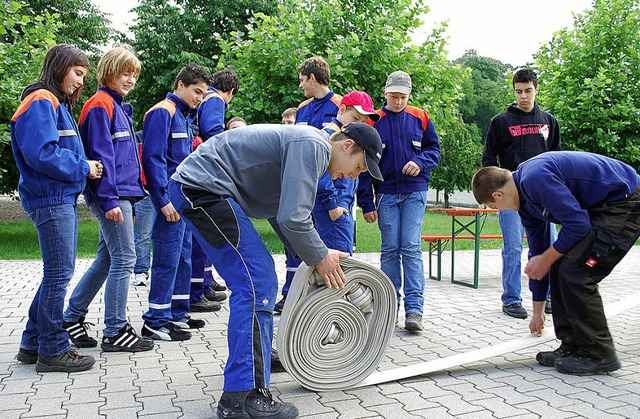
[{"x1": 172, "y1": 124, "x2": 330, "y2": 265}]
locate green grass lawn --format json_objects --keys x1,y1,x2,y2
[{"x1": 0, "y1": 209, "x2": 504, "y2": 260}]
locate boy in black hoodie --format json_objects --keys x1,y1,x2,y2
[{"x1": 482, "y1": 68, "x2": 561, "y2": 322}]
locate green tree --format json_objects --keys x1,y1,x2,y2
[
  {"x1": 535, "y1": 0, "x2": 640, "y2": 168},
  {"x1": 0, "y1": 0, "x2": 116, "y2": 195},
  {"x1": 220, "y1": 0, "x2": 477, "y2": 203},
  {"x1": 129, "y1": 0, "x2": 277, "y2": 123},
  {"x1": 0, "y1": 0, "x2": 60, "y2": 194},
  {"x1": 24, "y1": 0, "x2": 114, "y2": 55},
  {"x1": 454, "y1": 50, "x2": 513, "y2": 142}
]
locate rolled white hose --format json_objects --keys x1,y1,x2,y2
[
  {"x1": 277, "y1": 256, "x2": 640, "y2": 391},
  {"x1": 277, "y1": 257, "x2": 397, "y2": 391}
]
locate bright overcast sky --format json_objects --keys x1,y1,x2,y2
[{"x1": 96, "y1": 0, "x2": 594, "y2": 66}]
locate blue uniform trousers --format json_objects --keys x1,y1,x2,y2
[
  {"x1": 313, "y1": 210, "x2": 354, "y2": 255},
  {"x1": 169, "y1": 180, "x2": 276, "y2": 392},
  {"x1": 142, "y1": 200, "x2": 192, "y2": 327},
  {"x1": 190, "y1": 239, "x2": 214, "y2": 303}
]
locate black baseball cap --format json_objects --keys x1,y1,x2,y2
[{"x1": 341, "y1": 122, "x2": 384, "y2": 182}]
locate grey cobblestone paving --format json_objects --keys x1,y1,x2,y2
[{"x1": 0, "y1": 247, "x2": 638, "y2": 418}]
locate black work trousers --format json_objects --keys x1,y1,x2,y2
[{"x1": 550, "y1": 186, "x2": 640, "y2": 359}]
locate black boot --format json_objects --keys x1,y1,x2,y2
[
  {"x1": 217, "y1": 388, "x2": 298, "y2": 418},
  {"x1": 554, "y1": 353, "x2": 621, "y2": 375},
  {"x1": 536, "y1": 344, "x2": 574, "y2": 367},
  {"x1": 212, "y1": 278, "x2": 227, "y2": 292}
]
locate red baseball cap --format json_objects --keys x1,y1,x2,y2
[{"x1": 341, "y1": 91, "x2": 380, "y2": 121}]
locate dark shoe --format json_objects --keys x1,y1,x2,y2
[
  {"x1": 64, "y1": 317, "x2": 98, "y2": 348},
  {"x1": 274, "y1": 295, "x2": 287, "y2": 314},
  {"x1": 405, "y1": 312, "x2": 423, "y2": 332},
  {"x1": 212, "y1": 279, "x2": 227, "y2": 292},
  {"x1": 190, "y1": 297, "x2": 221, "y2": 312},
  {"x1": 217, "y1": 388, "x2": 298, "y2": 418},
  {"x1": 204, "y1": 290, "x2": 228, "y2": 302},
  {"x1": 141, "y1": 322, "x2": 191, "y2": 341},
  {"x1": 271, "y1": 347, "x2": 286, "y2": 373},
  {"x1": 16, "y1": 348, "x2": 38, "y2": 364},
  {"x1": 554, "y1": 354, "x2": 621, "y2": 375},
  {"x1": 536, "y1": 344, "x2": 574, "y2": 366},
  {"x1": 36, "y1": 349, "x2": 95, "y2": 373},
  {"x1": 171, "y1": 315, "x2": 205, "y2": 329},
  {"x1": 502, "y1": 303, "x2": 528, "y2": 319},
  {"x1": 101, "y1": 323, "x2": 154, "y2": 352}
]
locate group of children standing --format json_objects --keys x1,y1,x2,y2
[
  {"x1": 275, "y1": 57, "x2": 441, "y2": 336},
  {"x1": 11, "y1": 42, "x2": 640, "y2": 419},
  {"x1": 10, "y1": 43, "x2": 440, "y2": 417}
]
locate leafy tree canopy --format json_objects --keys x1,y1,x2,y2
[
  {"x1": 24, "y1": 0, "x2": 114, "y2": 55},
  {"x1": 0, "y1": 0, "x2": 60, "y2": 194},
  {"x1": 454, "y1": 50, "x2": 513, "y2": 142},
  {"x1": 535, "y1": 0, "x2": 640, "y2": 168},
  {"x1": 219, "y1": 0, "x2": 478, "y2": 200},
  {"x1": 128, "y1": 0, "x2": 278, "y2": 123}
]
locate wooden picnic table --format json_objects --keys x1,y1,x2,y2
[{"x1": 424, "y1": 207, "x2": 499, "y2": 288}]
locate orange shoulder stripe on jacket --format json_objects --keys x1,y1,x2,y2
[
  {"x1": 144, "y1": 98, "x2": 176, "y2": 120},
  {"x1": 404, "y1": 105, "x2": 429, "y2": 131},
  {"x1": 297, "y1": 98, "x2": 313, "y2": 109},
  {"x1": 330, "y1": 94, "x2": 343, "y2": 107},
  {"x1": 12, "y1": 89, "x2": 59, "y2": 122},
  {"x1": 79, "y1": 90, "x2": 115, "y2": 126},
  {"x1": 201, "y1": 91, "x2": 222, "y2": 103}
]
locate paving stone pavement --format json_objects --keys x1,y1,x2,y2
[{"x1": 1, "y1": 247, "x2": 639, "y2": 419}]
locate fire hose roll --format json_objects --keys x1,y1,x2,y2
[{"x1": 276, "y1": 257, "x2": 397, "y2": 391}]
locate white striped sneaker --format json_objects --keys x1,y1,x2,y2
[{"x1": 101, "y1": 323, "x2": 154, "y2": 352}]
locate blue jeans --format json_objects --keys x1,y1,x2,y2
[
  {"x1": 142, "y1": 199, "x2": 192, "y2": 327},
  {"x1": 499, "y1": 210, "x2": 525, "y2": 306},
  {"x1": 133, "y1": 196, "x2": 154, "y2": 274},
  {"x1": 377, "y1": 191, "x2": 427, "y2": 314},
  {"x1": 21, "y1": 204, "x2": 77, "y2": 356},
  {"x1": 64, "y1": 200, "x2": 136, "y2": 336},
  {"x1": 499, "y1": 210, "x2": 555, "y2": 305}
]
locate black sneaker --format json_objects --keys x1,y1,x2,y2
[
  {"x1": 502, "y1": 303, "x2": 528, "y2": 319},
  {"x1": 271, "y1": 347, "x2": 286, "y2": 373},
  {"x1": 36, "y1": 349, "x2": 95, "y2": 373},
  {"x1": 190, "y1": 297, "x2": 221, "y2": 312},
  {"x1": 536, "y1": 344, "x2": 574, "y2": 366},
  {"x1": 142, "y1": 322, "x2": 191, "y2": 341},
  {"x1": 405, "y1": 312, "x2": 423, "y2": 332},
  {"x1": 554, "y1": 354, "x2": 621, "y2": 376},
  {"x1": 274, "y1": 295, "x2": 287, "y2": 314},
  {"x1": 171, "y1": 315, "x2": 205, "y2": 329},
  {"x1": 101, "y1": 323, "x2": 154, "y2": 352},
  {"x1": 205, "y1": 290, "x2": 228, "y2": 302},
  {"x1": 64, "y1": 317, "x2": 98, "y2": 348},
  {"x1": 212, "y1": 279, "x2": 227, "y2": 292},
  {"x1": 217, "y1": 388, "x2": 298, "y2": 418},
  {"x1": 545, "y1": 299, "x2": 552, "y2": 314},
  {"x1": 16, "y1": 348, "x2": 38, "y2": 364}
]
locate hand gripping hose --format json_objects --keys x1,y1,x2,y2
[{"x1": 276, "y1": 257, "x2": 397, "y2": 391}]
